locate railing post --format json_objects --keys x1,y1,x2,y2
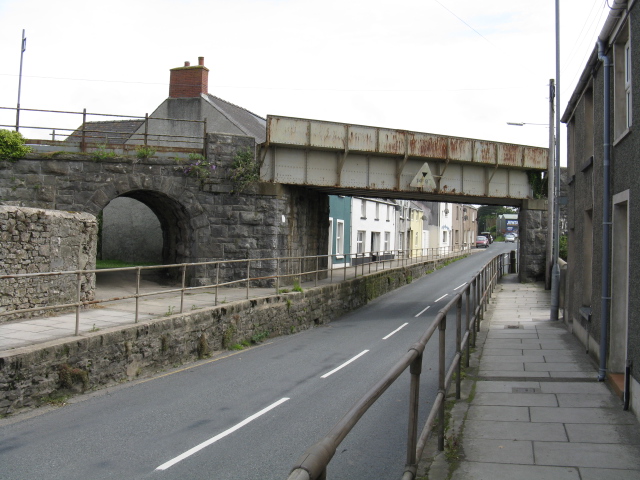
[
  {"x1": 75, "y1": 272, "x2": 82, "y2": 335},
  {"x1": 486, "y1": 265, "x2": 491, "y2": 312},
  {"x1": 315, "y1": 256, "x2": 319, "y2": 287},
  {"x1": 135, "y1": 267, "x2": 141, "y2": 323},
  {"x1": 456, "y1": 296, "x2": 462, "y2": 400},
  {"x1": 246, "y1": 260, "x2": 251, "y2": 299},
  {"x1": 343, "y1": 254, "x2": 347, "y2": 281},
  {"x1": 438, "y1": 316, "x2": 447, "y2": 451},
  {"x1": 144, "y1": 113, "x2": 149, "y2": 145},
  {"x1": 215, "y1": 262, "x2": 220, "y2": 306},
  {"x1": 180, "y1": 264, "x2": 186, "y2": 313},
  {"x1": 477, "y1": 272, "x2": 484, "y2": 322},
  {"x1": 203, "y1": 118, "x2": 208, "y2": 158},
  {"x1": 472, "y1": 277, "x2": 478, "y2": 343},
  {"x1": 276, "y1": 257, "x2": 280, "y2": 294},
  {"x1": 406, "y1": 352, "x2": 422, "y2": 469},
  {"x1": 465, "y1": 285, "x2": 471, "y2": 367},
  {"x1": 80, "y1": 108, "x2": 87, "y2": 153},
  {"x1": 354, "y1": 254, "x2": 358, "y2": 278},
  {"x1": 330, "y1": 255, "x2": 334, "y2": 283},
  {"x1": 481, "y1": 268, "x2": 486, "y2": 315}
]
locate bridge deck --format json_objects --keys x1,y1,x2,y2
[{"x1": 259, "y1": 115, "x2": 548, "y2": 206}]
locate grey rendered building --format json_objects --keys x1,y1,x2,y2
[{"x1": 561, "y1": 0, "x2": 639, "y2": 413}]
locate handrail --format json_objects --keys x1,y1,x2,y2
[
  {"x1": 286, "y1": 253, "x2": 507, "y2": 480},
  {"x1": 0, "y1": 246, "x2": 472, "y2": 335},
  {"x1": 0, "y1": 105, "x2": 207, "y2": 153}
]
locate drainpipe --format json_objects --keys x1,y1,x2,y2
[{"x1": 597, "y1": 39, "x2": 612, "y2": 382}]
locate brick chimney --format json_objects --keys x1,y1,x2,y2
[{"x1": 169, "y1": 57, "x2": 209, "y2": 98}]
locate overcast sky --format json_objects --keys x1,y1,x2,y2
[{"x1": 0, "y1": 0, "x2": 609, "y2": 159}]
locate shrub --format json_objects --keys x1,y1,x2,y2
[
  {"x1": 135, "y1": 145, "x2": 156, "y2": 160},
  {"x1": 559, "y1": 235, "x2": 568, "y2": 261},
  {"x1": 229, "y1": 147, "x2": 259, "y2": 193},
  {"x1": 0, "y1": 129, "x2": 31, "y2": 161},
  {"x1": 180, "y1": 153, "x2": 216, "y2": 180}
]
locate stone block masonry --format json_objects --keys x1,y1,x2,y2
[
  {"x1": 0, "y1": 256, "x2": 453, "y2": 414},
  {"x1": 518, "y1": 202, "x2": 548, "y2": 283},
  {"x1": 0, "y1": 133, "x2": 329, "y2": 288},
  {"x1": 0, "y1": 206, "x2": 97, "y2": 322}
]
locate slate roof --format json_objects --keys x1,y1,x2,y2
[
  {"x1": 204, "y1": 94, "x2": 266, "y2": 143},
  {"x1": 65, "y1": 120, "x2": 144, "y2": 144}
]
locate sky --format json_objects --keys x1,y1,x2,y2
[{"x1": 0, "y1": 0, "x2": 611, "y2": 162}]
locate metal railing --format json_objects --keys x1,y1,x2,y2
[
  {"x1": 1, "y1": 106, "x2": 207, "y2": 155},
  {"x1": 0, "y1": 246, "x2": 473, "y2": 334},
  {"x1": 286, "y1": 253, "x2": 508, "y2": 480}
]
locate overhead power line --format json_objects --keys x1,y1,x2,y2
[{"x1": 0, "y1": 72, "x2": 542, "y2": 94}]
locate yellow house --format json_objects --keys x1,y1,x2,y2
[{"x1": 408, "y1": 203, "x2": 423, "y2": 256}]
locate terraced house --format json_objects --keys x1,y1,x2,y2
[{"x1": 561, "y1": 0, "x2": 639, "y2": 414}]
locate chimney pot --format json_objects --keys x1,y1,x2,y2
[{"x1": 169, "y1": 58, "x2": 209, "y2": 98}]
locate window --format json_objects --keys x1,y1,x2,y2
[
  {"x1": 356, "y1": 230, "x2": 365, "y2": 254},
  {"x1": 328, "y1": 218, "x2": 334, "y2": 256},
  {"x1": 361, "y1": 200, "x2": 367, "y2": 219},
  {"x1": 336, "y1": 220, "x2": 344, "y2": 255},
  {"x1": 375, "y1": 202, "x2": 380, "y2": 220},
  {"x1": 443, "y1": 230, "x2": 448, "y2": 243},
  {"x1": 614, "y1": 25, "x2": 631, "y2": 139},
  {"x1": 386, "y1": 205, "x2": 391, "y2": 221},
  {"x1": 399, "y1": 231, "x2": 405, "y2": 251}
]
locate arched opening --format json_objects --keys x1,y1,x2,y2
[
  {"x1": 100, "y1": 197, "x2": 163, "y2": 264},
  {"x1": 97, "y1": 190, "x2": 193, "y2": 288}
]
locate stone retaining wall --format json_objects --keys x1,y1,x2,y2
[
  {"x1": 0, "y1": 206, "x2": 97, "y2": 322},
  {"x1": 0, "y1": 256, "x2": 458, "y2": 414}
]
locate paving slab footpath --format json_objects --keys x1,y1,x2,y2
[
  {"x1": 0, "y1": 251, "x2": 470, "y2": 354},
  {"x1": 421, "y1": 275, "x2": 640, "y2": 480}
]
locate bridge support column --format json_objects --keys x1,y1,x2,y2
[{"x1": 518, "y1": 199, "x2": 549, "y2": 283}]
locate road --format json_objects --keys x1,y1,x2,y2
[{"x1": 0, "y1": 243, "x2": 516, "y2": 480}]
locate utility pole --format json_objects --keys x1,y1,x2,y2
[
  {"x1": 16, "y1": 29, "x2": 26, "y2": 132},
  {"x1": 546, "y1": 80, "x2": 555, "y2": 290},
  {"x1": 550, "y1": 0, "x2": 561, "y2": 321}
]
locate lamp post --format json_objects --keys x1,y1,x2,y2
[
  {"x1": 551, "y1": 0, "x2": 561, "y2": 321},
  {"x1": 506, "y1": 82, "x2": 556, "y2": 292},
  {"x1": 16, "y1": 29, "x2": 26, "y2": 132}
]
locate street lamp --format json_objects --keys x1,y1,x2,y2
[
  {"x1": 506, "y1": 80, "x2": 556, "y2": 294},
  {"x1": 505, "y1": 122, "x2": 548, "y2": 126}
]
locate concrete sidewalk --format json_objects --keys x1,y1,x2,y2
[{"x1": 423, "y1": 275, "x2": 640, "y2": 480}]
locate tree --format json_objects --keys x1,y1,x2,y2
[{"x1": 477, "y1": 206, "x2": 517, "y2": 232}]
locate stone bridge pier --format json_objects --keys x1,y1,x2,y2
[
  {"x1": 518, "y1": 199, "x2": 549, "y2": 283},
  {"x1": 0, "y1": 133, "x2": 329, "y2": 286}
]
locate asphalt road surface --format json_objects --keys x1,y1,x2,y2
[{"x1": 0, "y1": 243, "x2": 516, "y2": 480}]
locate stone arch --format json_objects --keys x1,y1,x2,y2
[
  {"x1": 96, "y1": 189, "x2": 196, "y2": 267},
  {"x1": 121, "y1": 190, "x2": 194, "y2": 266}
]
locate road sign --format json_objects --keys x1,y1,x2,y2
[{"x1": 409, "y1": 163, "x2": 436, "y2": 190}]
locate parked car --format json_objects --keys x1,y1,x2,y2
[
  {"x1": 504, "y1": 233, "x2": 516, "y2": 243},
  {"x1": 476, "y1": 235, "x2": 489, "y2": 248},
  {"x1": 480, "y1": 232, "x2": 493, "y2": 244}
]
